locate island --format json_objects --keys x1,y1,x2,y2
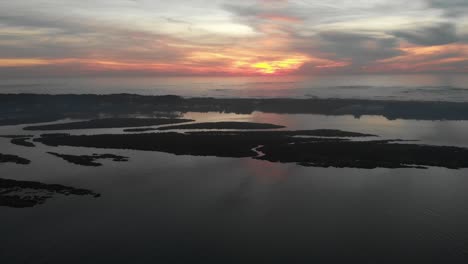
[
  {"x1": 0, "y1": 177, "x2": 100, "y2": 208},
  {"x1": 33, "y1": 130, "x2": 468, "y2": 169},
  {"x1": 48, "y1": 152, "x2": 129, "y2": 166},
  {"x1": 24, "y1": 118, "x2": 194, "y2": 131},
  {"x1": 0, "y1": 153, "x2": 31, "y2": 165}
]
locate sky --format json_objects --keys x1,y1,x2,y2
[{"x1": 0, "y1": 0, "x2": 467, "y2": 77}]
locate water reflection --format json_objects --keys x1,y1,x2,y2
[
  {"x1": 251, "y1": 111, "x2": 297, "y2": 129},
  {"x1": 2, "y1": 109, "x2": 468, "y2": 262},
  {"x1": 244, "y1": 159, "x2": 290, "y2": 184}
]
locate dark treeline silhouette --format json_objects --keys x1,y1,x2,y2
[
  {"x1": 48, "y1": 152, "x2": 129, "y2": 166},
  {"x1": 34, "y1": 130, "x2": 468, "y2": 169},
  {"x1": 1, "y1": 94, "x2": 468, "y2": 126},
  {"x1": 0, "y1": 153, "x2": 31, "y2": 165},
  {"x1": 0, "y1": 135, "x2": 35, "y2": 147},
  {"x1": 0, "y1": 177, "x2": 100, "y2": 208},
  {"x1": 23, "y1": 118, "x2": 193, "y2": 130},
  {"x1": 156, "y1": 121, "x2": 285, "y2": 130}
]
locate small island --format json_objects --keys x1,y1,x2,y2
[
  {"x1": 0, "y1": 177, "x2": 100, "y2": 208},
  {"x1": 157, "y1": 122, "x2": 286, "y2": 130},
  {"x1": 0, "y1": 153, "x2": 31, "y2": 165},
  {"x1": 11, "y1": 138, "x2": 35, "y2": 147},
  {"x1": 48, "y1": 152, "x2": 129, "y2": 166},
  {"x1": 24, "y1": 118, "x2": 194, "y2": 131}
]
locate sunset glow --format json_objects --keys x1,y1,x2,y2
[
  {"x1": 251, "y1": 56, "x2": 309, "y2": 74},
  {"x1": 0, "y1": 0, "x2": 467, "y2": 77}
]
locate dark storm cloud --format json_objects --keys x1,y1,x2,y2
[
  {"x1": 317, "y1": 31, "x2": 403, "y2": 66},
  {"x1": 428, "y1": 0, "x2": 468, "y2": 16},
  {"x1": 393, "y1": 23, "x2": 460, "y2": 45},
  {"x1": 289, "y1": 31, "x2": 405, "y2": 74}
]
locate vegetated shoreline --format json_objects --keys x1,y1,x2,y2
[
  {"x1": 156, "y1": 122, "x2": 285, "y2": 130},
  {"x1": 1, "y1": 94, "x2": 468, "y2": 127},
  {"x1": 0, "y1": 177, "x2": 100, "y2": 208},
  {"x1": 34, "y1": 130, "x2": 468, "y2": 170},
  {"x1": 10, "y1": 137, "x2": 35, "y2": 147},
  {"x1": 123, "y1": 121, "x2": 286, "y2": 132},
  {"x1": 0, "y1": 135, "x2": 35, "y2": 147},
  {"x1": 48, "y1": 152, "x2": 129, "y2": 166},
  {"x1": 0, "y1": 153, "x2": 31, "y2": 165},
  {"x1": 24, "y1": 118, "x2": 193, "y2": 131}
]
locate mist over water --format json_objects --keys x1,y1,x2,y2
[{"x1": 2, "y1": 74, "x2": 468, "y2": 102}]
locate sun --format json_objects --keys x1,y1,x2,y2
[{"x1": 251, "y1": 56, "x2": 309, "y2": 74}]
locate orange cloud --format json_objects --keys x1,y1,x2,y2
[
  {"x1": 2, "y1": 39, "x2": 465, "y2": 76},
  {"x1": 0, "y1": 53, "x2": 349, "y2": 76},
  {"x1": 0, "y1": 59, "x2": 51, "y2": 67}
]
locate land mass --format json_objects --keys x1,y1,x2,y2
[
  {"x1": 125, "y1": 122, "x2": 286, "y2": 132},
  {"x1": 2, "y1": 94, "x2": 468, "y2": 127},
  {"x1": 48, "y1": 152, "x2": 129, "y2": 166},
  {"x1": 0, "y1": 177, "x2": 100, "y2": 208},
  {"x1": 34, "y1": 130, "x2": 468, "y2": 169},
  {"x1": 11, "y1": 137, "x2": 35, "y2": 147},
  {"x1": 157, "y1": 122, "x2": 285, "y2": 130},
  {"x1": 24, "y1": 118, "x2": 194, "y2": 131},
  {"x1": 0, "y1": 153, "x2": 31, "y2": 165},
  {"x1": 0, "y1": 135, "x2": 36, "y2": 147},
  {"x1": 0, "y1": 135, "x2": 34, "y2": 138}
]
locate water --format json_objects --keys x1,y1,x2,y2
[
  {"x1": 2, "y1": 111, "x2": 468, "y2": 263},
  {"x1": 2, "y1": 75, "x2": 468, "y2": 263},
  {"x1": 1, "y1": 74, "x2": 468, "y2": 101}
]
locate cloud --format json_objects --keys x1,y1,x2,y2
[
  {"x1": 428, "y1": 0, "x2": 468, "y2": 16},
  {"x1": 393, "y1": 23, "x2": 459, "y2": 46},
  {"x1": 0, "y1": 0, "x2": 467, "y2": 76},
  {"x1": 315, "y1": 31, "x2": 402, "y2": 68},
  {"x1": 368, "y1": 43, "x2": 468, "y2": 73}
]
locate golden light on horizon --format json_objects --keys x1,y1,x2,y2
[
  {"x1": 251, "y1": 56, "x2": 310, "y2": 74},
  {"x1": 0, "y1": 59, "x2": 50, "y2": 67},
  {"x1": 1, "y1": 1, "x2": 468, "y2": 76}
]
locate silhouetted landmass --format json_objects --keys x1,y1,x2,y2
[
  {"x1": 34, "y1": 130, "x2": 354, "y2": 158},
  {"x1": 0, "y1": 116, "x2": 65, "y2": 126},
  {"x1": 23, "y1": 118, "x2": 194, "y2": 131},
  {"x1": 0, "y1": 135, "x2": 36, "y2": 147},
  {"x1": 189, "y1": 130, "x2": 376, "y2": 137},
  {"x1": 34, "y1": 131, "x2": 468, "y2": 169},
  {"x1": 2, "y1": 94, "x2": 468, "y2": 126},
  {"x1": 157, "y1": 122, "x2": 285, "y2": 130},
  {"x1": 257, "y1": 141, "x2": 466, "y2": 169},
  {"x1": 0, "y1": 153, "x2": 30, "y2": 165},
  {"x1": 48, "y1": 152, "x2": 129, "y2": 166},
  {"x1": 0, "y1": 178, "x2": 100, "y2": 208},
  {"x1": 10, "y1": 138, "x2": 35, "y2": 147},
  {"x1": 40, "y1": 133, "x2": 71, "y2": 138},
  {"x1": 0, "y1": 135, "x2": 34, "y2": 138},
  {"x1": 125, "y1": 122, "x2": 286, "y2": 132}
]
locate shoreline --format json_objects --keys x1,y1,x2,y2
[{"x1": 1, "y1": 94, "x2": 468, "y2": 124}]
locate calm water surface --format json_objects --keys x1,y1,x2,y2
[
  {"x1": 1, "y1": 111, "x2": 468, "y2": 263},
  {"x1": 1, "y1": 74, "x2": 468, "y2": 101},
  {"x1": 2, "y1": 75, "x2": 468, "y2": 262}
]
